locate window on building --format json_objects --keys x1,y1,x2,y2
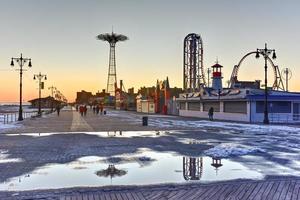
[
  {"x1": 256, "y1": 101, "x2": 291, "y2": 113},
  {"x1": 179, "y1": 102, "x2": 186, "y2": 110},
  {"x1": 224, "y1": 101, "x2": 247, "y2": 113},
  {"x1": 293, "y1": 103, "x2": 300, "y2": 121},
  {"x1": 188, "y1": 102, "x2": 200, "y2": 111},
  {"x1": 203, "y1": 102, "x2": 220, "y2": 112}
]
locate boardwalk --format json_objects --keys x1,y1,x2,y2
[
  {"x1": 59, "y1": 179, "x2": 300, "y2": 200},
  {"x1": 1, "y1": 178, "x2": 299, "y2": 199}
]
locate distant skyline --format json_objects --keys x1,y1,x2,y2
[{"x1": 1, "y1": 0, "x2": 300, "y2": 102}]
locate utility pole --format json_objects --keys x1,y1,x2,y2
[
  {"x1": 282, "y1": 68, "x2": 292, "y2": 92},
  {"x1": 10, "y1": 54, "x2": 32, "y2": 121},
  {"x1": 34, "y1": 72, "x2": 47, "y2": 115}
]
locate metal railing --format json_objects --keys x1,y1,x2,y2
[
  {"x1": 0, "y1": 111, "x2": 38, "y2": 124},
  {"x1": 269, "y1": 113, "x2": 300, "y2": 123}
]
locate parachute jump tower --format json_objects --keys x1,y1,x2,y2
[
  {"x1": 183, "y1": 33, "x2": 206, "y2": 92},
  {"x1": 97, "y1": 31, "x2": 128, "y2": 95}
]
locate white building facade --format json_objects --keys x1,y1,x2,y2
[{"x1": 178, "y1": 88, "x2": 300, "y2": 124}]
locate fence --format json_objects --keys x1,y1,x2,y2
[
  {"x1": 269, "y1": 113, "x2": 300, "y2": 124},
  {"x1": 0, "y1": 111, "x2": 39, "y2": 124}
]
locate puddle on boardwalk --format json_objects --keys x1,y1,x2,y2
[
  {"x1": 0, "y1": 149, "x2": 264, "y2": 191},
  {"x1": 5, "y1": 131, "x2": 168, "y2": 138}
]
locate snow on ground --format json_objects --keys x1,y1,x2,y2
[
  {"x1": 106, "y1": 110, "x2": 300, "y2": 159},
  {"x1": 149, "y1": 118, "x2": 300, "y2": 134},
  {"x1": 107, "y1": 110, "x2": 300, "y2": 134},
  {"x1": 204, "y1": 143, "x2": 265, "y2": 158},
  {"x1": 0, "y1": 149, "x2": 22, "y2": 163},
  {"x1": 0, "y1": 123, "x2": 20, "y2": 132},
  {"x1": 2, "y1": 109, "x2": 300, "y2": 160}
]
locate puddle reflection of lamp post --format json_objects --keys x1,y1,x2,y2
[
  {"x1": 96, "y1": 164, "x2": 127, "y2": 184},
  {"x1": 183, "y1": 157, "x2": 203, "y2": 180},
  {"x1": 211, "y1": 157, "x2": 223, "y2": 175},
  {"x1": 10, "y1": 54, "x2": 32, "y2": 121}
]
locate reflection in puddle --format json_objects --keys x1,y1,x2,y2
[
  {"x1": 0, "y1": 149, "x2": 264, "y2": 191},
  {"x1": 0, "y1": 150, "x2": 23, "y2": 164},
  {"x1": 211, "y1": 158, "x2": 223, "y2": 175},
  {"x1": 183, "y1": 157, "x2": 203, "y2": 180},
  {"x1": 96, "y1": 164, "x2": 127, "y2": 179}
]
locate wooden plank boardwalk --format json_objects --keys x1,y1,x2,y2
[{"x1": 58, "y1": 178, "x2": 300, "y2": 200}]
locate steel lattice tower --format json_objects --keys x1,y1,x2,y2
[
  {"x1": 97, "y1": 32, "x2": 128, "y2": 95},
  {"x1": 183, "y1": 33, "x2": 206, "y2": 92},
  {"x1": 183, "y1": 157, "x2": 203, "y2": 180}
]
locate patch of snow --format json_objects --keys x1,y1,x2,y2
[
  {"x1": 0, "y1": 123, "x2": 20, "y2": 132},
  {"x1": 0, "y1": 149, "x2": 23, "y2": 163},
  {"x1": 204, "y1": 143, "x2": 265, "y2": 158}
]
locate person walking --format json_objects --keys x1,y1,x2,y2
[
  {"x1": 79, "y1": 105, "x2": 84, "y2": 116},
  {"x1": 56, "y1": 104, "x2": 61, "y2": 116},
  {"x1": 96, "y1": 105, "x2": 100, "y2": 115},
  {"x1": 100, "y1": 103, "x2": 104, "y2": 115},
  {"x1": 208, "y1": 107, "x2": 214, "y2": 121},
  {"x1": 83, "y1": 105, "x2": 87, "y2": 116}
]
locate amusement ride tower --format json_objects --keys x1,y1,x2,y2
[
  {"x1": 97, "y1": 31, "x2": 128, "y2": 95},
  {"x1": 183, "y1": 33, "x2": 206, "y2": 92}
]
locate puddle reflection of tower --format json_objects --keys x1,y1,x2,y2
[
  {"x1": 211, "y1": 157, "x2": 223, "y2": 175},
  {"x1": 96, "y1": 31, "x2": 128, "y2": 95},
  {"x1": 96, "y1": 164, "x2": 127, "y2": 184},
  {"x1": 183, "y1": 157, "x2": 203, "y2": 180}
]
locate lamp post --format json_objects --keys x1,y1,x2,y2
[
  {"x1": 33, "y1": 72, "x2": 47, "y2": 115},
  {"x1": 255, "y1": 43, "x2": 277, "y2": 124},
  {"x1": 48, "y1": 86, "x2": 56, "y2": 112},
  {"x1": 10, "y1": 54, "x2": 32, "y2": 121}
]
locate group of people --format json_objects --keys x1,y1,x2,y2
[
  {"x1": 76, "y1": 105, "x2": 88, "y2": 116},
  {"x1": 75, "y1": 104, "x2": 105, "y2": 116},
  {"x1": 92, "y1": 104, "x2": 104, "y2": 115}
]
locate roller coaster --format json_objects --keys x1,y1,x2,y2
[
  {"x1": 229, "y1": 51, "x2": 285, "y2": 91},
  {"x1": 183, "y1": 33, "x2": 206, "y2": 92},
  {"x1": 183, "y1": 33, "x2": 285, "y2": 91}
]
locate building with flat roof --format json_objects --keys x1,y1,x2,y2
[
  {"x1": 28, "y1": 96, "x2": 63, "y2": 109},
  {"x1": 177, "y1": 88, "x2": 300, "y2": 123}
]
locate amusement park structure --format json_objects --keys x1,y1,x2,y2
[
  {"x1": 179, "y1": 33, "x2": 300, "y2": 124},
  {"x1": 183, "y1": 33, "x2": 206, "y2": 92},
  {"x1": 96, "y1": 31, "x2": 128, "y2": 95},
  {"x1": 183, "y1": 33, "x2": 286, "y2": 92},
  {"x1": 229, "y1": 50, "x2": 285, "y2": 91}
]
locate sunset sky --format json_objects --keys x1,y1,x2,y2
[{"x1": 0, "y1": 0, "x2": 299, "y2": 102}]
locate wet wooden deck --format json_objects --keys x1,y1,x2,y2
[{"x1": 60, "y1": 179, "x2": 300, "y2": 200}]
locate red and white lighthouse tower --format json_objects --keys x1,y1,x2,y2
[{"x1": 211, "y1": 62, "x2": 223, "y2": 91}]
